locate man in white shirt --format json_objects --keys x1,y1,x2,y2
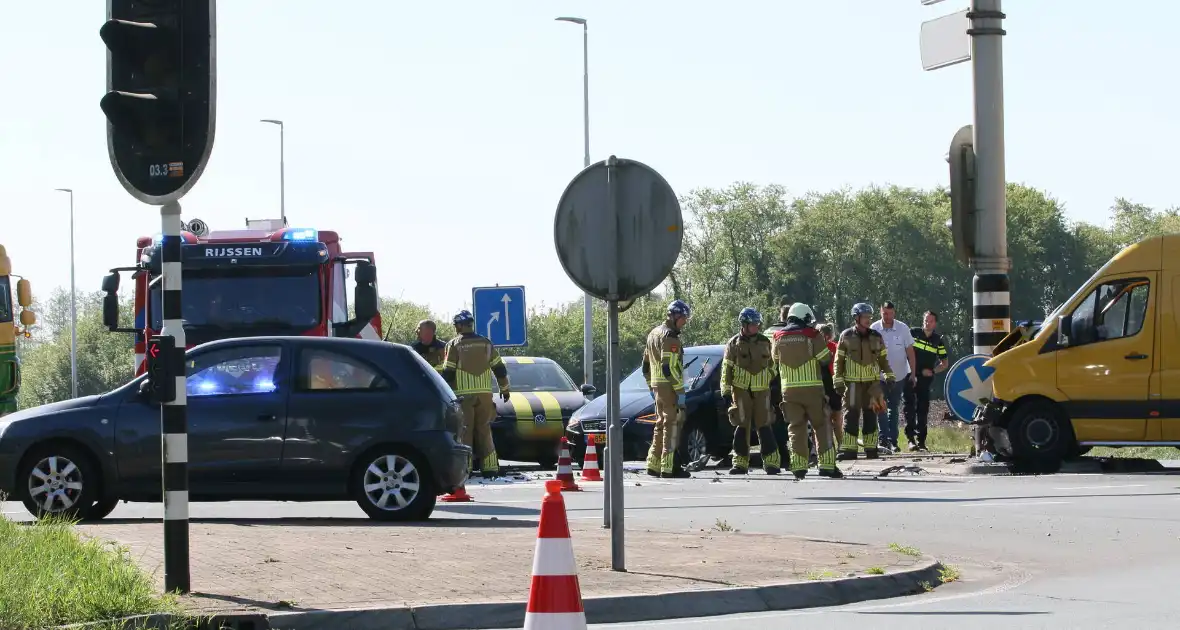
[{"x1": 870, "y1": 301, "x2": 917, "y2": 453}]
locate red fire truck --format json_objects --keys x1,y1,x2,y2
[{"x1": 100, "y1": 218, "x2": 382, "y2": 375}]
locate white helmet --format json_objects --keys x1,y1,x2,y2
[{"x1": 787, "y1": 303, "x2": 816, "y2": 325}]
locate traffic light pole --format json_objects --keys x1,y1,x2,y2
[
  {"x1": 968, "y1": 0, "x2": 1010, "y2": 356},
  {"x1": 160, "y1": 201, "x2": 190, "y2": 593}
]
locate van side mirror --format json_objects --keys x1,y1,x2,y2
[
  {"x1": 580, "y1": 383, "x2": 597, "y2": 397},
  {"x1": 1057, "y1": 315, "x2": 1072, "y2": 347}
]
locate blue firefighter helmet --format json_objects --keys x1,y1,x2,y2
[
  {"x1": 851, "y1": 302, "x2": 873, "y2": 319},
  {"x1": 453, "y1": 309, "x2": 475, "y2": 326},
  {"x1": 667, "y1": 299, "x2": 691, "y2": 319},
  {"x1": 738, "y1": 307, "x2": 762, "y2": 326}
]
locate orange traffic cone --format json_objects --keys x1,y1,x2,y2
[
  {"x1": 441, "y1": 486, "x2": 474, "y2": 502},
  {"x1": 580, "y1": 443, "x2": 602, "y2": 482},
  {"x1": 555, "y1": 438, "x2": 581, "y2": 492},
  {"x1": 441, "y1": 458, "x2": 475, "y2": 502},
  {"x1": 524, "y1": 480, "x2": 587, "y2": 630}
]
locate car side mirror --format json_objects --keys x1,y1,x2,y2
[
  {"x1": 580, "y1": 383, "x2": 596, "y2": 397},
  {"x1": 138, "y1": 379, "x2": 151, "y2": 398},
  {"x1": 1057, "y1": 314, "x2": 1072, "y2": 347}
]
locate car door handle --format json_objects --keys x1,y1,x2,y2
[
  {"x1": 1125, "y1": 353, "x2": 1149, "y2": 361},
  {"x1": 257, "y1": 414, "x2": 277, "y2": 421}
]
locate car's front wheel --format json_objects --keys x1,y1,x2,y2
[
  {"x1": 1008, "y1": 400, "x2": 1071, "y2": 473},
  {"x1": 352, "y1": 447, "x2": 436, "y2": 521},
  {"x1": 683, "y1": 426, "x2": 710, "y2": 463},
  {"x1": 18, "y1": 443, "x2": 101, "y2": 520}
]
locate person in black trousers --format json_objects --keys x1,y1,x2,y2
[{"x1": 906, "y1": 310, "x2": 949, "y2": 451}]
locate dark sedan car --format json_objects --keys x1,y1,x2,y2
[
  {"x1": 566, "y1": 345, "x2": 775, "y2": 468},
  {"x1": 0, "y1": 337, "x2": 471, "y2": 522},
  {"x1": 489, "y1": 356, "x2": 595, "y2": 468}
]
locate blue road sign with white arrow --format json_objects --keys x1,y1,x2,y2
[
  {"x1": 472, "y1": 285, "x2": 527, "y2": 347},
  {"x1": 943, "y1": 353, "x2": 996, "y2": 423}
]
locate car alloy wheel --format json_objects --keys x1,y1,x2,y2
[
  {"x1": 686, "y1": 428, "x2": 708, "y2": 462},
  {"x1": 362, "y1": 454, "x2": 421, "y2": 512},
  {"x1": 27, "y1": 455, "x2": 85, "y2": 515}
]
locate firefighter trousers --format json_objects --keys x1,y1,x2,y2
[
  {"x1": 646, "y1": 384, "x2": 685, "y2": 474},
  {"x1": 460, "y1": 393, "x2": 499, "y2": 474},
  {"x1": 782, "y1": 387, "x2": 836, "y2": 472},
  {"x1": 728, "y1": 388, "x2": 780, "y2": 471},
  {"x1": 840, "y1": 381, "x2": 880, "y2": 457}
]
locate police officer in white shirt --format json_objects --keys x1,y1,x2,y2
[{"x1": 870, "y1": 301, "x2": 917, "y2": 453}]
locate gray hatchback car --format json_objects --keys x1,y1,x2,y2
[{"x1": 0, "y1": 336, "x2": 471, "y2": 522}]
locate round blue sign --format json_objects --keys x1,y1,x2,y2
[{"x1": 943, "y1": 354, "x2": 996, "y2": 423}]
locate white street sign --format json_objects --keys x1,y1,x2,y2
[{"x1": 920, "y1": 8, "x2": 971, "y2": 71}]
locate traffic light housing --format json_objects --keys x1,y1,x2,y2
[
  {"x1": 145, "y1": 335, "x2": 177, "y2": 403},
  {"x1": 946, "y1": 124, "x2": 977, "y2": 265},
  {"x1": 99, "y1": 0, "x2": 216, "y2": 205}
]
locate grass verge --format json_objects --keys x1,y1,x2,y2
[
  {"x1": 924, "y1": 425, "x2": 972, "y2": 454},
  {"x1": 0, "y1": 509, "x2": 179, "y2": 629},
  {"x1": 1088, "y1": 446, "x2": 1179, "y2": 460}
]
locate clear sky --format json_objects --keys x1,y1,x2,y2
[{"x1": 2, "y1": 1, "x2": 1174, "y2": 318}]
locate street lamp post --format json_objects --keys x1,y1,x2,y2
[
  {"x1": 53, "y1": 188, "x2": 77, "y2": 399},
  {"x1": 260, "y1": 119, "x2": 286, "y2": 225},
  {"x1": 555, "y1": 16, "x2": 593, "y2": 393}
]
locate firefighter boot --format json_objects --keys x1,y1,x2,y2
[
  {"x1": 819, "y1": 467, "x2": 845, "y2": 479},
  {"x1": 757, "y1": 426, "x2": 781, "y2": 475}
]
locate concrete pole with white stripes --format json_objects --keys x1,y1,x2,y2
[
  {"x1": 160, "y1": 200, "x2": 190, "y2": 593},
  {"x1": 968, "y1": 0, "x2": 1011, "y2": 355}
]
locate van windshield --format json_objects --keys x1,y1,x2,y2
[{"x1": 1035, "y1": 256, "x2": 1119, "y2": 339}]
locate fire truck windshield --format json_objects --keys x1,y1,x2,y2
[{"x1": 150, "y1": 266, "x2": 321, "y2": 330}]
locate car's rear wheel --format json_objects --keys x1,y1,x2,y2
[
  {"x1": 684, "y1": 426, "x2": 710, "y2": 463},
  {"x1": 18, "y1": 444, "x2": 101, "y2": 521},
  {"x1": 352, "y1": 447, "x2": 436, "y2": 521}
]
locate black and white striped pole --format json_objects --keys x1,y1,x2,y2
[
  {"x1": 924, "y1": 0, "x2": 1009, "y2": 456},
  {"x1": 99, "y1": 0, "x2": 215, "y2": 595},
  {"x1": 160, "y1": 201, "x2": 189, "y2": 593}
]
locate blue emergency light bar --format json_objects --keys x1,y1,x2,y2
[{"x1": 282, "y1": 228, "x2": 318, "y2": 241}]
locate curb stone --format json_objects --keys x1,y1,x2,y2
[
  {"x1": 56, "y1": 559, "x2": 945, "y2": 630},
  {"x1": 265, "y1": 557, "x2": 946, "y2": 630}
]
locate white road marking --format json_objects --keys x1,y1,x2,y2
[
  {"x1": 960, "y1": 500, "x2": 1071, "y2": 508},
  {"x1": 860, "y1": 489, "x2": 961, "y2": 496},
  {"x1": 756, "y1": 506, "x2": 861, "y2": 514},
  {"x1": 1052, "y1": 484, "x2": 1147, "y2": 491},
  {"x1": 661, "y1": 495, "x2": 758, "y2": 500}
]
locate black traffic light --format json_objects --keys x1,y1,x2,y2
[
  {"x1": 145, "y1": 335, "x2": 177, "y2": 403},
  {"x1": 946, "y1": 124, "x2": 977, "y2": 265},
  {"x1": 99, "y1": 0, "x2": 216, "y2": 205}
]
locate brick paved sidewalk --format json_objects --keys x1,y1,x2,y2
[{"x1": 78, "y1": 518, "x2": 923, "y2": 614}]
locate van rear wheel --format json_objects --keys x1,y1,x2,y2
[{"x1": 1008, "y1": 401, "x2": 1071, "y2": 473}]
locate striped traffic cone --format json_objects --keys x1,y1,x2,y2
[
  {"x1": 524, "y1": 480, "x2": 587, "y2": 630},
  {"x1": 579, "y1": 443, "x2": 602, "y2": 482},
  {"x1": 555, "y1": 438, "x2": 581, "y2": 492}
]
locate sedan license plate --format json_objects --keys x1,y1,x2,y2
[{"x1": 588, "y1": 433, "x2": 607, "y2": 445}]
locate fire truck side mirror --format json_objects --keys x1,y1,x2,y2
[
  {"x1": 102, "y1": 294, "x2": 121, "y2": 331},
  {"x1": 353, "y1": 261, "x2": 378, "y2": 322},
  {"x1": 101, "y1": 272, "x2": 121, "y2": 294}
]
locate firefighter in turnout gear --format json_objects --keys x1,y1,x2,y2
[
  {"x1": 835, "y1": 303, "x2": 894, "y2": 460},
  {"x1": 642, "y1": 300, "x2": 693, "y2": 478},
  {"x1": 721, "y1": 308, "x2": 780, "y2": 475},
  {"x1": 773, "y1": 303, "x2": 843, "y2": 479},
  {"x1": 411, "y1": 319, "x2": 447, "y2": 369},
  {"x1": 439, "y1": 310, "x2": 511, "y2": 483}
]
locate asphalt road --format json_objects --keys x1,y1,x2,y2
[{"x1": 7, "y1": 460, "x2": 1180, "y2": 627}]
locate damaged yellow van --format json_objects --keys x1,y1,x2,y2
[{"x1": 975, "y1": 234, "x2": 1175, "y2": 469}]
